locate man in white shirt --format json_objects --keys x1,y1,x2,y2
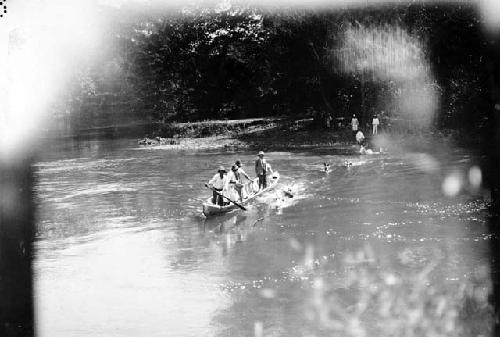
[
  {"x1": 351, "y1": 114, "x2": 359, "y2": 136},
  {"x1": 372, "y1": 115, "x2": 380, "y2": 135},
  {"x1": 208, "y1": 166, "x2": 228, "y2": 205}
]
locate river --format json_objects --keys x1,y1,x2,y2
[{"x1": 33, "y1": 137, "x2": 492, "y2": 337}]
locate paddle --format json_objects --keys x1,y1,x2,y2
[{"x1": 205, "y1": 184, "x2": 247, "y2": 211}]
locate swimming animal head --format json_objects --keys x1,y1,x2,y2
[{"x1": 283, "y1": 186, "x2": 294, "y2": 198}]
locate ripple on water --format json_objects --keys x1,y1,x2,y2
[{"x1": 34, "y1": 142, "x2": 493, "y2": 337}]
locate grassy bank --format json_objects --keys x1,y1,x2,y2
[
  {"x1": 152, "y1": 118, "x2": 280, "y2": 138},
  {"x1": 138, "y1": 117, "x2": 478, "y2": 153},
  {"x1": 139, "y1": 118, "x2": 359, "y2": 150}
]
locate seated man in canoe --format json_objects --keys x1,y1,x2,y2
[{"x1": 207, "y1": 166, "x2": 229, "y2": 206}]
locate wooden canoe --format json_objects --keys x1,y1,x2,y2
[{"x1": 202, "y1": 172, "x2": 280, "y2": 217}]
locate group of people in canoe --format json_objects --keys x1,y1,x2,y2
[
  {"x1": 207, "y1": 151, "x2": 274, "y2": 206},
  {"x1": 207, "y1": 116, "x2": 385, "y2": 206}
]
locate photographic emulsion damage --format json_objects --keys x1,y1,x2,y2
[{"x1": 1, "y1": 0, "x2": 500, "y2": 336}]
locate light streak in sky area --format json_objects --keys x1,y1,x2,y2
[{"x1": 0, "y1": 0, "x2": 103, "y2": 160}]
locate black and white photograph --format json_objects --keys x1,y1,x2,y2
[{"x1": 1, "y1": 0, "x2": 500, "y2": 336}]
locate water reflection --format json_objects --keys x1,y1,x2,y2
[{"x1": 36, "y1": 226, "x2": 230, "y2": 337}]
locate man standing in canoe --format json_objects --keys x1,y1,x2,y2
[
  {"x1": 227, "y1": 165, "x2": 244, "y2": 201},
  {"x1": 234, "y1": 160, "x2": 251, "y2": 199},
  {"x1": 255, "y1": 151, "x2": 273, "y2": 191},
  {"x1": 208, "y1": 166, "x2": 228, "y2": 206},
  {"x1": 235, "y1": 160, "x2": 251, "y2": 181}
]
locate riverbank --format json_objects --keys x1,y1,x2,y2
[
  {"x1": 139, "y1": 118, "x2": 360, "y2": 151},
  {"x1": 138, "y1": 118, "x2": 472, "y2": 153}
]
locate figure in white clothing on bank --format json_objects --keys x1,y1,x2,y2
[
  {"x1": 351, "y1": 114, "x2": 359, "y2": 136},
  {"x1": 372, "y1": 115, "x2": 380, "y2": 135}
]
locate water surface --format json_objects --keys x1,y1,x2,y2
[{"x1": 34, "y1": 138, "x2": 492, "y2": 336}]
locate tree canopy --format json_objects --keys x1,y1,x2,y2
[{"x1": 58, "y1": 3, "x2": 491, "y2": 132}]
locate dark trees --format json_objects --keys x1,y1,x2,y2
[{"x1": 60, "y1": 4, "x2": 491, "y2": 133}]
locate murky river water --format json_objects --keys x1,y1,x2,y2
[{"x1": 33, "y1": 138, "x2": 492, "y2": 337}]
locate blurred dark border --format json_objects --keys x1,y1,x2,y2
[{"x1": 2, "y1": 2, "x2": 500, "y2": 337}]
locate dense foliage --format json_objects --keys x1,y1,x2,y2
[{"x1": 60, "y1": 3, "x2": 491, "y2": 132}]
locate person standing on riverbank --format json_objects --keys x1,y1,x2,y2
[
  {"x1": 325, "y1": 113, "x2": 333, "y2": 128},
  {"x1": 351, "y1": 114, "x2": 359, "y2": 136},
  {"x1": 255, "y1": 151, "x2": 273, "y2": 190},
  {"x1": 372, "y1": 115, "x2": 380, "y2": 135},
  {"x1": 208, "y1": 166, "x2": 228, "y2": 205}
]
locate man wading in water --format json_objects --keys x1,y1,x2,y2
[{"x1": 255, "y1": 151, "x2": 273, "y2": 191}]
